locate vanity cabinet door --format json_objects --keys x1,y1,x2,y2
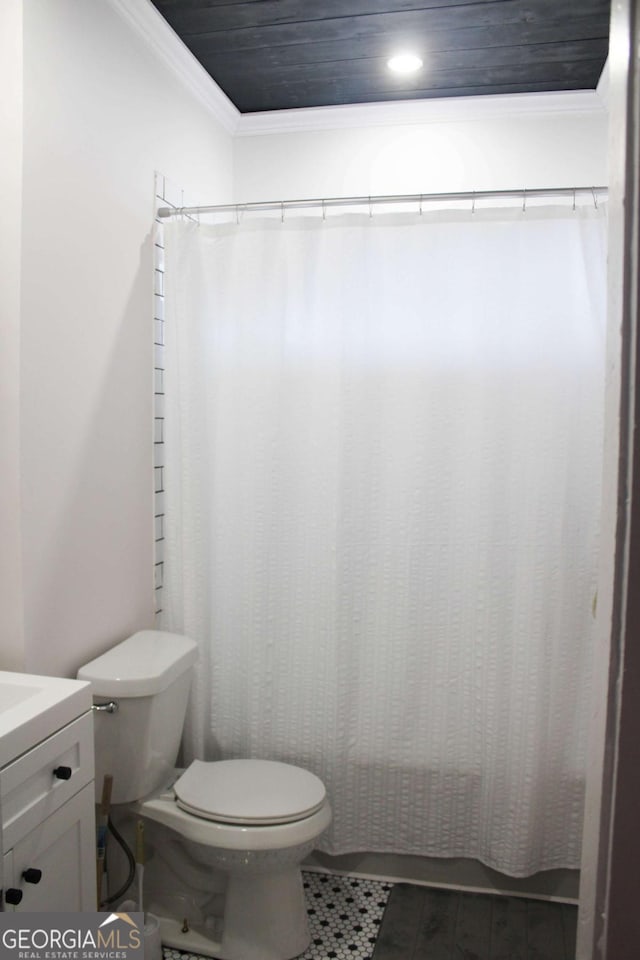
[{"x1": 5, "y1": 782, "x2": 96, "y2": 912}]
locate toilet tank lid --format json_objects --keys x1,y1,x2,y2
[{"x1": 77, "y1": 630, "x2": 198, "y2": 697}]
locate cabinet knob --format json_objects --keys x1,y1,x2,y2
[
  {"x1": 5, "y1": 888, "x2": 23, "y2": 905},
  {"x1": 22, "y1": 869, "x2": 42, "y2": 884},
  {"x1": 53, "y1": 765, "x2": 72, "y2": 780}
]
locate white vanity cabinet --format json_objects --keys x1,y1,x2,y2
[{"x1": 0, "y1": 673, "x2": 96, "y2": 912}]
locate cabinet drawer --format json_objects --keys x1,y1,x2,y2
[{"x1": 0, "y1": 713, "x2": 94, "y2": 850}]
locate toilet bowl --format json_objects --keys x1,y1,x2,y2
[{"x1": 78, "y1": 631, "x2": 332, "y2": 960}]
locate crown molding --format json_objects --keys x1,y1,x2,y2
[
  {"x1": 99, "y1": 0, "x2": 608, "y2": 140},
  {"x1": 236, "y1": 89, "x2": 607, "y2": 137},
  {"x1": 105, "y1": 0, "x2": 239, "y2": 135}
]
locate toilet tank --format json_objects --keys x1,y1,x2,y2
[{"x1": 78, "y1": 630, "x2": 198, "y2": 803}]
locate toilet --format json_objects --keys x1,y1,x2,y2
[{"x1": 78, "y1": 630, "x2": 332, "y2": 960}]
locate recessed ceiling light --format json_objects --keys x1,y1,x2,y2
[{"x1": 387, "y1": 53, "x2": 423, "y2": 75}]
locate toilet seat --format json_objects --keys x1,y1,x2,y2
[{"x1": 174, "y1": 759, "x2": 327, "y2": 826}]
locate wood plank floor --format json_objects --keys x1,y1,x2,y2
[{"x1": 372, "y1": 885, "x2": 578, "y2": 960}]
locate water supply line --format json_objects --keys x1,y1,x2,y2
[
  {"x1": 104, "y1": 819, "x2": 136, "y2": 906},
  {"x1": 136, "y1": 820, "x2": 146, "y2": 918}
]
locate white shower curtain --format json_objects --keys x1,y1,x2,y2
[{"x1": 163, "y1": 203, "x2": 606, "y2": 877}]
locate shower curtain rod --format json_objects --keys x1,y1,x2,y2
[{"x1": 157, "y1": 186, "x2": 607, "y2": 219}]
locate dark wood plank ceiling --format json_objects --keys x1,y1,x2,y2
[{"x1": 150, "y1": 0, "x2": 610, "y2": 114}]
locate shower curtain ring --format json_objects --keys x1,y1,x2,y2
[
  {"x1": 471, "y1": 192, "x2": 476, "y2": 215},
  {"x1": 322, "y1": 199, "x2": 326, "y2": 221},
  {"x1": 281, "y1": 202, "x2": 285, "y2": 223},
  {"x1": 419, "y1": 194, "x2": 423, "y2": 216},
  {"x1": 573, "y1": 189, "x2": 576, "y2": 212},
  {"x1": 368, "y1": 196, "x2": 373, "y2": 218},
  {"x1": 522, "y1": 189, "x2": 527, "y2": 213},
  {"x1": 591, "y1": 187, "x2": 598, "y2": 210}
]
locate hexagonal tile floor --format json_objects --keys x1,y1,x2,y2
[{"x1": 162, "y1": 871, "x2": 392, "y2": 960}]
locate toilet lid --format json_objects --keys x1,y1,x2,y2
[{"x1": 174, "y1": 759, "x2": 327, "y2": 825}]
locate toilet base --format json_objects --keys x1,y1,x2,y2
[
  {"x1": 159, "y1": 867, "x2": 311, "y2": 960},
  {"x1": 158, "y1": 916, "x2": 223, "y2": 957}
]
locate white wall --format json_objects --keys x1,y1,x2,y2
[
  {"x1": 12, "y1": 0, "x2": 234, "y2": 677},
  {"x1": 0, "y1": 0, "x2": 25, "y2": 671},
  {"x1": 5, "y1": 1, "x2": 608, "y2": 681},
  {"x1": 234, "y1": 96, "x2": 607, "y2": 201}
]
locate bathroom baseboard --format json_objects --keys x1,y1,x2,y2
[{"x1": 302, "y1": 851, "x2": 579, "y2": 904}]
